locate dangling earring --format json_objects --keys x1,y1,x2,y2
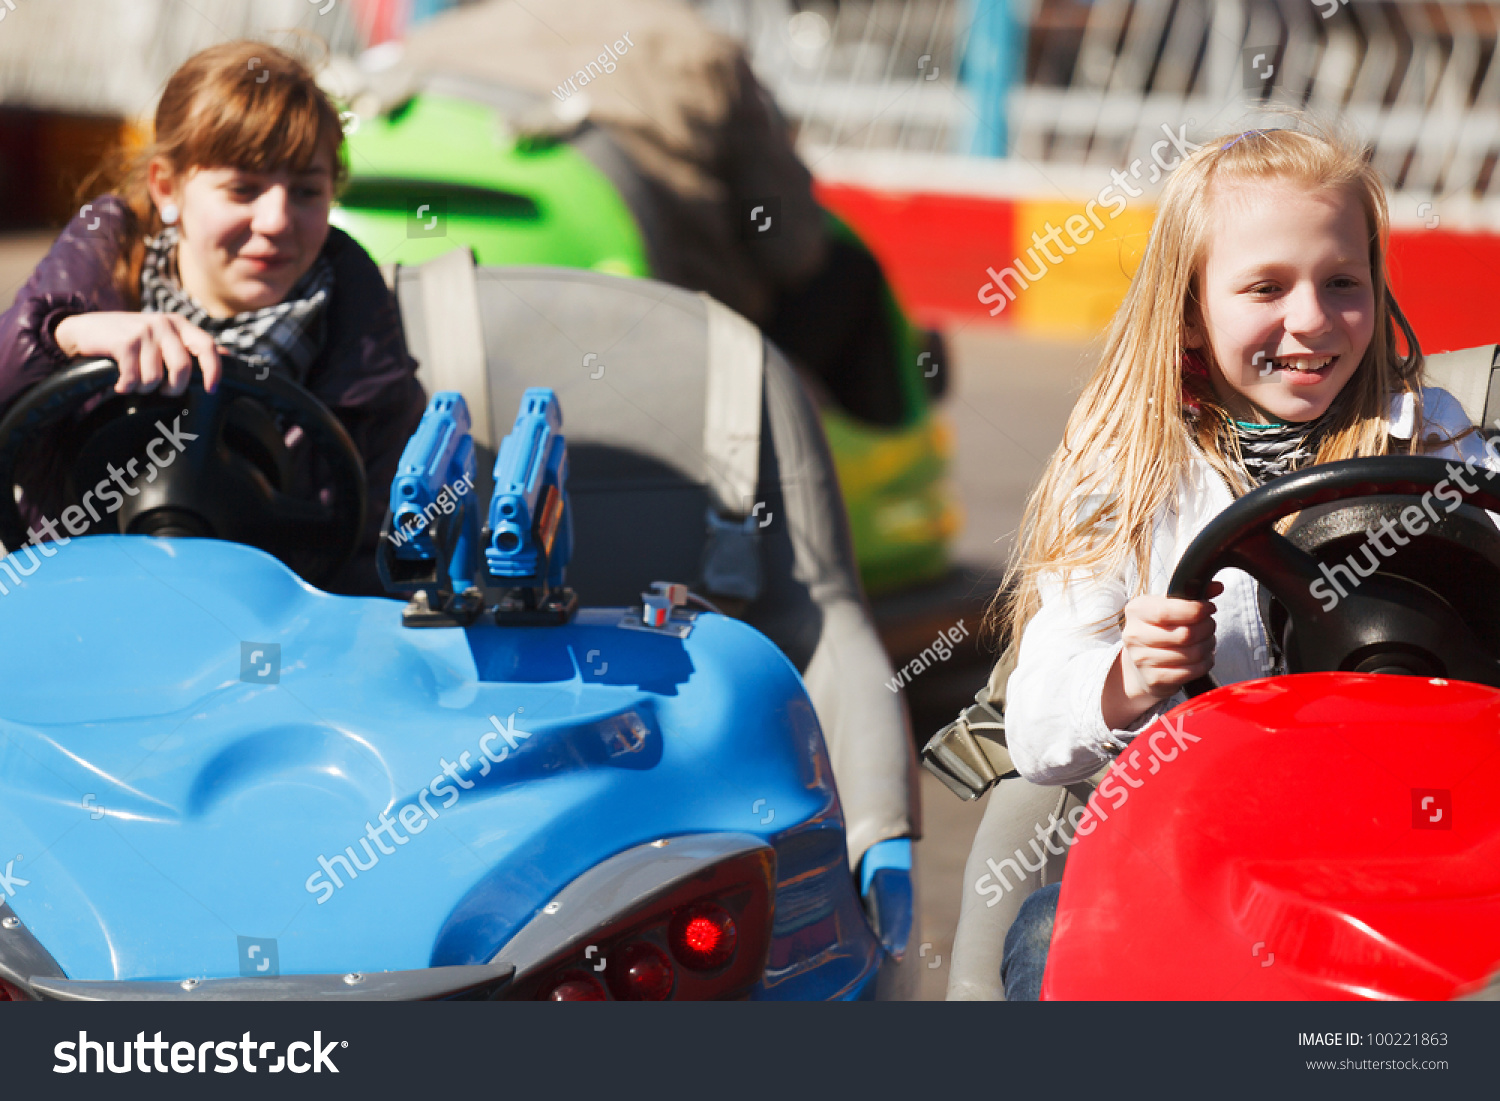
[
  {"x1": 1180, "y1": 347, "x2": 1209, "y2": 418},
  {"x1": 160, "y1": 202, "x2": 179, "y2": 226},
  {"x1": 1180, "y1": 347, "x2": 1209, "y2": 378}
]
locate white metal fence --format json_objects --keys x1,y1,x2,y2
[
  {"x1": 1011, "y1": 0, "x2": 1500, "y2": 204},
  {"x1": 704, "y1": 0, "x2": 1500, "y2": 205},
  {"x1": 7, "y1": 0, "x2": 1500, "y2": 205},
  {"x1": 696, "y1": 0, "x2": 975, "y2": 153},
  {"x1": 0, "y1": 0, "x2": 362, "y2": 118}
]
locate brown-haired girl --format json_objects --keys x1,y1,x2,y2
[
  {"x1": 990, "y1": 119, "x2": 1496, "y2": 999},
  {"x1": 0, "y1": 40, "x2": 425, "y2": 593}
]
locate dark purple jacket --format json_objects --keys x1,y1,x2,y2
[{"x1": 0, "y1": 194, "x2": 428, "y2": 595}]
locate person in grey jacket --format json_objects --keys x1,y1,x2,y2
[
  {"x1": 0, "y1": 41, "x2": 426, "y2": 594},
  {"x1": 386, "y1": 0, "x2": 913, "y2": 426},
  {"x1": 393, "y1": 0, "x2": 827, "y2": 328}
]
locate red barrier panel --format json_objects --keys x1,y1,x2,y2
[
  {"x1": 816, "y1": 179, "x2": 1500, "y2": 354},
  {"x1": 1388, "y1": 229, "x2": 1500, "y2": 355},
  {"x1": 815, "y1": 182, "x2": 1014, "y2": 331}
]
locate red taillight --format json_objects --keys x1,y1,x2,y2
[
  {"x1": 608, "y1": 942, "x2": 674, "y2": 1001},
  {"x1": 0, "y1": 978, "x2": 26, "y2": 1001},
  {"x1": 541, "y1": 972, "x2": 607, "y2": 1001},
  {"x1": 521, "y1": 840, "x2": 774, "y2": 1001},
  {"x1": 670, "y1": 903, "x2": 738, "y2": 970}
]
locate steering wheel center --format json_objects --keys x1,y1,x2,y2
[
  {"x1": 0, "y1": 356, "x2": 366, "y2": 587},
  {"x1": 1166, "y1": 456, "x2": 1500, "y2": 695}
]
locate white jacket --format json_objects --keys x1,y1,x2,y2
[{"x1": 1004, "y1": 386, "x2": 1499, "y2": 786}]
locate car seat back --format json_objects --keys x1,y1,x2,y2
[
  {"x1": 392, "y1": 254, "x2": 918, "y2": 868},
  {"x1": 946, "y1": 779, "x2": 1081, "y2": 1000},
  {"x1": 1423, "y1": 344, "x2": 1500, "y2": 430}
]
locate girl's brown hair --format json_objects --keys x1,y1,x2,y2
[
  {"x1": 987, "y1": 114, "x2": 1451, "y2": 652},
  {"x1": 82, "y1": 40, "x2": 348, "y2": 306}
]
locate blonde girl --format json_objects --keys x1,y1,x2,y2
[
  {"x1": 993, "y1": 119, "x2": 1495, "y2": 786},
  {"x1": 987, "y1": 119, "x2": 1497, "y2": 999}
]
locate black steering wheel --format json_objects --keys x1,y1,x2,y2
[
  {"x1": 0, "y1": 355, "x2": 366, "y2": 586},
  {"x1": 1167, "y1": 455, "x2": 1500, "y2": 696}
]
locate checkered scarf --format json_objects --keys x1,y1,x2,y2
[{"x1": 140, "y1": 226, "x2": 333, "y2": 384}]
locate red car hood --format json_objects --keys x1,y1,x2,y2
[{"x1": 1044, "y1": 673, "x2": 1500, "y2": 1000}]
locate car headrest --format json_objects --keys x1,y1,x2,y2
[{"x1": 1423, "y1": 344, "x2": 1500, "y2": 429}]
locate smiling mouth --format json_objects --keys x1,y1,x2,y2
[{"x1": 1265, "y1": 354, "x2": 1338, "y2": 374}]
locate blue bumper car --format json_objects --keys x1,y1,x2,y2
[{"x1": 0, "y1": 265, "x2": 920, "y2": 1000}]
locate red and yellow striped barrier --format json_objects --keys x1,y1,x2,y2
[{"x1": 816, "y1": 180, "x2": 1500, "y2": 355}]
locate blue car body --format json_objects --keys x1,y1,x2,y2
[{"x1": 0, "y1": 493, "x2": 904, "y2": 997}]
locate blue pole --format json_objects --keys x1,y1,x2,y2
[
  {"x1": 408, "y1": 0, "x2": 454, "y2": 29},
  {"x1": 963, "y1": 0, "x2": 1026, "y2": 157}
]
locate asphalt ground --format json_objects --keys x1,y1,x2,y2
[
  {"x1": 905, "y1": 324, "x2": 1095, "y2": 998},
  {"x1": 0, "y1": 231, "x2": 1096, "y2": 999}
]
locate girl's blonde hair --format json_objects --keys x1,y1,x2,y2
[
  {"x1": 80, "y1": 40, "x2": 348, "y2": 307},
  {"x1": 987, "y1": 115, "x2": 1449, "y2": 651}
]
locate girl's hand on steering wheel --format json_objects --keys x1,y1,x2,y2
[
  {"x1": 53, "y1": 312, "x2": 222, "y2": 397},
  {"x1": 1102, "y1": 580, "x2": 1223, "y2": 729}
]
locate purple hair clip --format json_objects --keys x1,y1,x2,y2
[{"x1": 1221, "y1": 127, "x2": 1283, "y2": 152}]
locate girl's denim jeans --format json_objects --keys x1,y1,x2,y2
[{"x1": 1001, "y1": 882, "x2": 1060, "y2": 1001}]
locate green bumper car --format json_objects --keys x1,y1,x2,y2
[{"x1": 331, "y1": 88, "x2": 957, "y2": 597}]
